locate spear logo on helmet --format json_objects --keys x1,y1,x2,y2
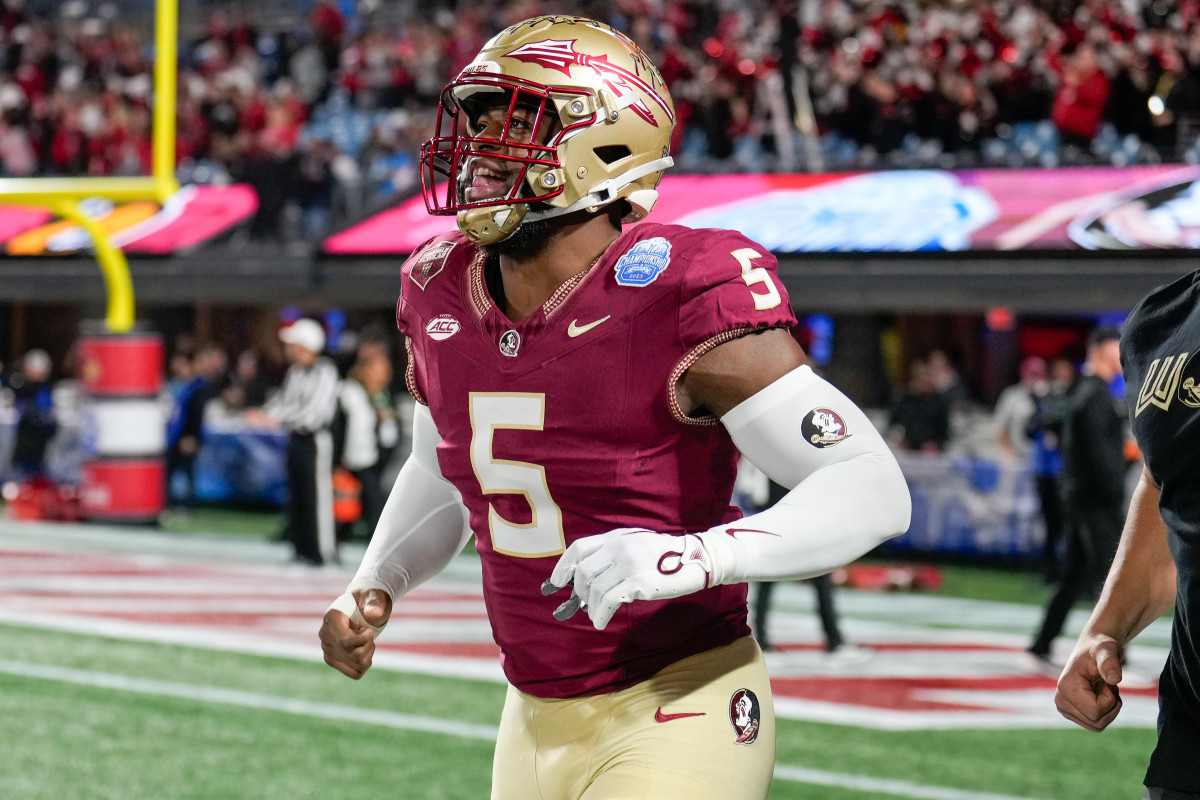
[{"x1": 503, "y1": 39, "x2": 674, "y2": 126}]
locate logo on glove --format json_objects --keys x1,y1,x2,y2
[{"x1": 655, "y1": 535, "x2": 712, "y2": 587}]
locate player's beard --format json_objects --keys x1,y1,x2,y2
[
  {"x1": 482, "y1": 202, "x2": 627, "y2": 261},
  {"x1": 466, "y1": 165, "x2": 557, "y2": 260},
  {"x1": 482, "y1": 214, "x2": 557, "y2": 260}
]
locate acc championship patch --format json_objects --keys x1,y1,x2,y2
[
  {"x1": 729, "y1": 688, "x2": 761, "y2": 745},
  {"x1": 614, "y1": 237, "x2": 671, "y2": 287},
  {"x1": 409, "y1": 240, "x2": 456, "y2": 290},
  {"x1": 802, "y1": 407, "x2": 851, "y2": 448}
]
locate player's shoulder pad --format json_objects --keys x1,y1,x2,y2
[
  {"x1": 1122, "y1": 267, "x2": 1200, "y2": 353},
  {"x1": 400, "y1": 230, "x2": 476, "y2": 293},
  {"x1": 613, "y1": 223, "x2": 775, "y2": 289},
  {"x1": 648, "y1": 223, "x2": 780, "y2": 292}
]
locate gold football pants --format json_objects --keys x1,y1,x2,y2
[{"x1": 491, "y1": 636, "x2": 775, "y2": 800}]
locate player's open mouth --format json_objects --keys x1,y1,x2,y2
[{"x1": 464, "y1": 162, "x2": 515, "y2": 202}]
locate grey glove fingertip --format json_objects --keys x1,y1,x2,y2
[
  {"x1": 541, "y1": 579, "x2": 563, "y2": 596},
  {"x1": 553, "y1": 594, "x2": 582, "y2": 621}
]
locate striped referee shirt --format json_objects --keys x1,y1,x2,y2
[{"x1": 263, "y1": 355, "x2": 341, "y2": 435}]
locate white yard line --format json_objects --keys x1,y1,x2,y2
[
  {"x1": 0, "y1": 658, "x2": 499, "y2": 742},
  {"x1": 0, "y1": 610, "x2": 508, "y2": 683},
  {"x1": 0, "y1": 658, "x2": 1045, "y2": 800},
  {"x1": 765, "y1": 581, "x2": 1174, "y2": 645},
  {"x1": 773, "y1": 766, "x2": 1043, "y2": 800}
]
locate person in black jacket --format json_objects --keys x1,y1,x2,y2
[
  {"x1": 1029, "y1": 326, "x2": 1127, "y2": 663},
  {"x1": 166, "y1": 344, "x2": 228, "y2": 511},
  {"x1": 10, "y1": 349, "x2": 55, "y2": 479},
  {"x1": 1023, "y1": 356, "x2": 1077, "y2": 582},
  {"x1": 1054, "y1": 269, "x2": 1200, "y2": 798}
]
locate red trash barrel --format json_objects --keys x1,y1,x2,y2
[{"x1": 77, "y1": 329, "x2": 165, "y2": 523}]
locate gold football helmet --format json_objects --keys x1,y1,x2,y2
[{"x1": 420, "y1": 16, "x2": 676, "y2": 245}]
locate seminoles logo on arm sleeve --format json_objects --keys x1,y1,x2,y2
[
  {"x1": 728, "y1": 688, "x2": 761, "y2": 745},
  {"x1": 801, "y1": 407, "x2": 851, "y2": 448}
]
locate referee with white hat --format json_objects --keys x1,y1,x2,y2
[{"x1": 249, "y1": 318, "x2": 342, "y2": 565}]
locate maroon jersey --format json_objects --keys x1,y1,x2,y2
[{"x1": 397, "y1": 222, "x2": 796, "y2": 698}]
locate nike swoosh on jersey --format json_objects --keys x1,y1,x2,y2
[
  {"x1": 654, "y1": 707, "x2": 707, "y2": 723},
  {"x1": 567, "y1": 315, "x2": 611, "y2": 338}
]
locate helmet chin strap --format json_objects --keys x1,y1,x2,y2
[
  {"x1": 470, "y1": 156, "x2": 674, "y2": 244},
  {"x1": 520, "y1": 157, "x2": 674, "y2": 224}
]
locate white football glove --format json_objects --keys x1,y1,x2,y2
[{"x1": 542, "y1": 528, "x2": 714, "y2": 631}]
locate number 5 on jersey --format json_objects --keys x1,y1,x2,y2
[
  {"x1": 732, "y1": 247, "x2": 781, "y2": 311},
  {"x1": 470, "y1": 392, "x2": 566, "y2": 558}
]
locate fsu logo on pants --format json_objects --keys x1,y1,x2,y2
[{"x1": 728, "y1": 688, "x2": 761, "y2": 745}]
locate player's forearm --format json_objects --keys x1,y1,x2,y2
[
  {"x1": 346, "y1": 457, "x2": 472, "y2": 600},
  {"x1": 1079, "y1": 470, "x2": 1176, "y2": 646},
  {"x1": 547, "y1": 364, "x2": 912, "y2": 631},
  {"x1": 345, "y1": 403, "x2": 472, "y2": 602},
  {"x1": 706, "y1": 364, "x2": 912, "y2": 584},
  {"x1": 701, "y1": 451, "x2": 910, "y2": 584}
]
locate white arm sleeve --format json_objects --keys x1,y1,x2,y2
[
  {"x1": 343, "y1": 403, "x2": 473, "y2": 601},
  {"x1": 700, "y1": 365, "x2": 912, "y2": 584}
]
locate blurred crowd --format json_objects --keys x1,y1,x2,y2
[
  {"x1": 885, "y1": 346, "x2": 1079, "y2": 459},
  {"x1": 0, "y1": 0, "x2": 1197, "y2": 237},
  {"x1": 794, "y1": 0, "x2": 1200, "y2": 169},
  {"x1": 162, "y1": 322, "x2": 409, "y2": 545}
]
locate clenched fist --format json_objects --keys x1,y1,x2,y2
[{"x1": 319, "y1": 588, "x2": 393, "y2": 680}]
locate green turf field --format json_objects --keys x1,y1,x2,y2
[{"x1": 0, "y1": 621, "x2": 1156, "y2": 800}]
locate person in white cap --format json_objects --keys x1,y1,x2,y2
[{"x1": 248, "y1": 318, "x2": 342, "y2": 566}]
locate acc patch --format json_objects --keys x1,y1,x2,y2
[
  {"x1": 614, "y1": 237, "x2": 671, "y2": 287},
  {"x1": 802, "y1": 407, "x2": 851, "y2": 448},
  {"x1": 409, "y1": 240, "x2": 456, "y2": 290},
  {"x1": 425, "y1": 314, "x2": 460, "y2": 341},
  {"x1": 499, "y1": 329, "x2": 521, "y2": 358},
  {"x1": 729, "y1": 688, "x2": 761, "y2": 745}
]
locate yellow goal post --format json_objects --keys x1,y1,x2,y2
[{"x1": 0, "y1": 0, "x2": 181, "y2": 332}]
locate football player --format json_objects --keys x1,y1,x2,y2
[{"x1": 320, "y1": 16, "x2": 911, "y2": 799}]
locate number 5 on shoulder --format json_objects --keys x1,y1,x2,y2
[{"x1": 732, "y1": 247, "x2": 781, "y2": 311}]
